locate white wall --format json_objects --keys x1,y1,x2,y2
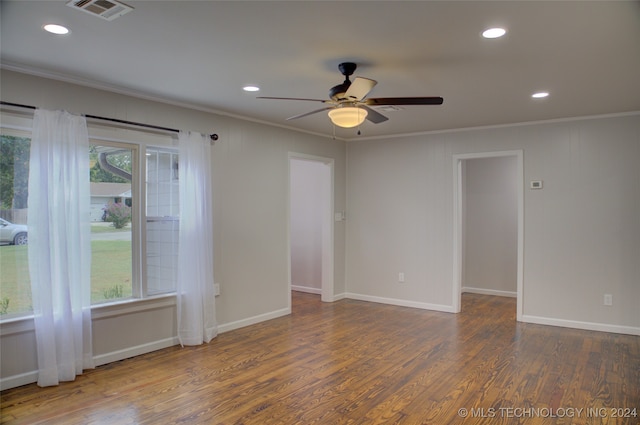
[
  {"x1": 0, "y1": 70, "x2": 347, "y2": 389},
  {"x1": 462, "y1": 156, "x2": 518, "y2": 296},
  {"x1": 346, "y1": 114, "x2": 640, "y2": 334},
  {"x1": 290, "y1": 159, "x2": 325, "y2": 293}
]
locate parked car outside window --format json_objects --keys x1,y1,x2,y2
[{"x1": 0, "y1": 218, "x2": 28, "y2": 245}]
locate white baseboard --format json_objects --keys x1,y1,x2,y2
[
  {"x1": 345, "y1": 292, "x2": 455, "y2": 313},
  {"x1": 93, "y1": 336, "x2": 179, "y2": 367},
  {"x1": 291, "y1": 285, "x2": 322, "y2": 295},
  {"x1": 0, "y1": 337, "x2": 181, "y2": 390},
  {"x1": 521, "y1": 315, "x2": 640, "y2": 336},
  {"x1": 1, "y1": 308, "x2": 293, "y2": 391},
  {"x1": 4, "y1": 305, "x2": 636, "y2": 392},
  {"x1": 291, "y1": 287, "x2": 345, "y2": 302},
  {"x1": 331, "y1": 292, "x2": 346, "y2": 302},
  {"x1": 0, "y1": 370, "x2": 38, "y2": 391},
  {"x1": 462, "y1": 287, "x2": 517, "y2": 298},
  {"x1": 95, "y1": 307, "x2": 294, "y2": 365},
  {"x1": 217, "y1": 307, "x2": 291, "y2": 334}
]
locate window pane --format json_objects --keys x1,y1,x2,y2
[
  {"x1": 146, "y1": 149, "x2": 179, "y2": 217},
  {"x1": 0, "y1": 133, "x2": 32, "y2": 316},
  {"x1": 146, "y1": 218, "x2": 178, "y2": 295},
  {"x1": 146, "y1": 148, "x2": 179, "y2": 295},
  {"x1": 90, "y1": 144, "x2": 133, "y2": 303}
]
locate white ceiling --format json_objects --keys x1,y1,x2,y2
[{"x1": 2, "y1": 1, "x2": 640, "y2": 139}]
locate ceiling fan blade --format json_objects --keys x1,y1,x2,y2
[
  {"x1": 361, "y1": 105, "x2": 389, "y2": 124},
  {"x1": 365, "y1": 97, "x2": 444, "y2": 106},
  {"x1": 286, "y1": 107, "x2": 334, "y2": 121},
  {"x1": 258, "y1": 96, "x2": 331, "y2": 103},
  {"x1": 344, "y1": 77, "x2": 377, "y2": 101}
]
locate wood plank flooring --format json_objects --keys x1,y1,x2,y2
[{"x1": 1, "y1": 292, "x2": 639, "y2": 424}]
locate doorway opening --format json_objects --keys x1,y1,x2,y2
[
  {"x1": 288, "y1": 154, "x2": 334, "y2": 310},
  {"x1": 453, "y1": 151, "x2": 523, "y2": 320}
]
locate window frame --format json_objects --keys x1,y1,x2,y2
[
  {"x1": 89, "y1": 139, "x2": 142, "y2": 302},
  {"x1": 0, "y1": 125, "x2": 34, "y2": 319},
  {"x1": 89, "y1": 138, "x2": 181, "y2": 303}
]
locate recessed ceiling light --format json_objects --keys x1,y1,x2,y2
[
  {"x1": 43, "y1": 24, "x2": 70, "y2": 35},
  {"x1": 532, "y1": 92, "x2": 550, "y2": 99},
  {"x1": 243, "y1": 85, "x2": 260, "y2": 92},
  {"x1": 482, "y1": 27, "x2": 506, "y2": 39}
]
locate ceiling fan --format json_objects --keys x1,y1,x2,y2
[{"x1": 258, "y1": 62, "x2": 443, "y2": 131}]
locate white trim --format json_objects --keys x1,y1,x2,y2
[
  {"x1": 0, "y1": 336, "x2": 181, "y2": 390},
  {"x1": 288, "y1": 153, "x2": 336, "y2": 305},
  {"x1": 345, "y1": 292, "x2": 455, "y2": 313},
  {"x1": 0, "y1": 317, "x2": 35, "y2": 336},
  {"x1": 217, "y1": 307, "x2": 291, "y2": 334},
  {"x1": 462, "y1": 287, "x2": 517, "y2": 298},
  {"x1": 88, "y1": 132, "x2": 173, "y2": 146},
  {"x1": 91, "y1": 294, "x2": 176, "y2": 320},
  {"x1": 452, "y1": 150, "x2": 524, "y2": 320},
  {"x1": 331, "y1": 292, "x2": 347, "y2": 302},
  {"x1": 0, "y1": 371, "x2": 38, "y2": 391},
  {"x1": 0, "y1": 306, "x2": 290, "y2": 391},
  {"x1": 3, "y1": 308, "x2": 636, "y2": 391},
  {"x1": 1, "y1": 63, "x2": 342, "y2": 141},
  {"x1": 1, "y1": 295, "x2": 177, "y2": 332},
  {"x1": 291, "y1": 285, "x2": 322, "y2": 295},
  {"x1": 0, "y1": 123, "x2": 32, "y2": 133},
  {"x1": 5, "y1": 63, "x2": 638, "y2": 143},
  {"x1": 93, "y1": 337, "x2": 179, "y2": 366},
  {"x1": 350, "y1": 111, "x2": 640, "y2": 142},
  {"x1": 522, "y1": 315, "x2": 640, "y2": 336}
]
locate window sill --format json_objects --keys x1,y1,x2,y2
[
  {"x1": 0, "y1": 314, "x2": 35, "y2": 336},
  {"x1": 91, "y1": 293, "x2": 177, "y2": 319},
  {"x1": 0, "y1": 293, "x2": 177, "y2": 336}
]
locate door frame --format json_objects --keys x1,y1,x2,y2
[
  {"x1": 452, "y1": 150, "x2": 524, "y2": 320},
  {"x1": 288, "y1": 153, "x2": 335, "y2": 307}
]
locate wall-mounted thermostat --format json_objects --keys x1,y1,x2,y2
[{"x1": 530, "y1": 180, "x2": 543, "y2": 189}]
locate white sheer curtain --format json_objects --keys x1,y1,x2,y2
[
  {"x1": 177, "y1": 131, "x2": 217, "y2": 346},
  {"x1": 28, "y1": 109, "x2": 94, "y2": 387}
]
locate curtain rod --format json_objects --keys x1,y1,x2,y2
[{"x1": 0, "y1": 101, "x2": 219, "y2": 141}]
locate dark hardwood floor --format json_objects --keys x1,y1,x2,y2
[{"x1": 1, "y1": 292, "x2": 638, "y2": 424}]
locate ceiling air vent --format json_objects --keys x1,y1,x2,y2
[{"x1": 66, "y1": 0, "x2": 133, "y2": 21}]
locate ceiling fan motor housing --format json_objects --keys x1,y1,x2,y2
[
  {"x1": 330, "y1": 62, "x2": 358, "y2": 101},
  {"x1": 329, "y1": 82, "x2": 351, "y2": 101}
]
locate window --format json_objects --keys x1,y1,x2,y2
[
  {"x1": 90, "y1": 142, "x2": 181, "y2": 304},
  {"x1": 0, "y1": 131, "x2": 32, "y2": 317},
  {"x1": 0, "y1": 126, "x2": 180, "y2": 318},
  {"x1": 90, "y1": 142, "x2": 135, "y2": 303}
]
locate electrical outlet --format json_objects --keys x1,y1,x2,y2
[
  {"x1": 398, "y1": 272, "x2": 405, "y2": 283},
  {"x1": 603, "y1": 294, "x2": 612, "y2": 306},
  {"x1": 214, "y1": 283, "x2": 220, "y2": 297}
]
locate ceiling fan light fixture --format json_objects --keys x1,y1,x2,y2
[{"x1": 328, "y1": 106, "x2": 368, "y2": 128}]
